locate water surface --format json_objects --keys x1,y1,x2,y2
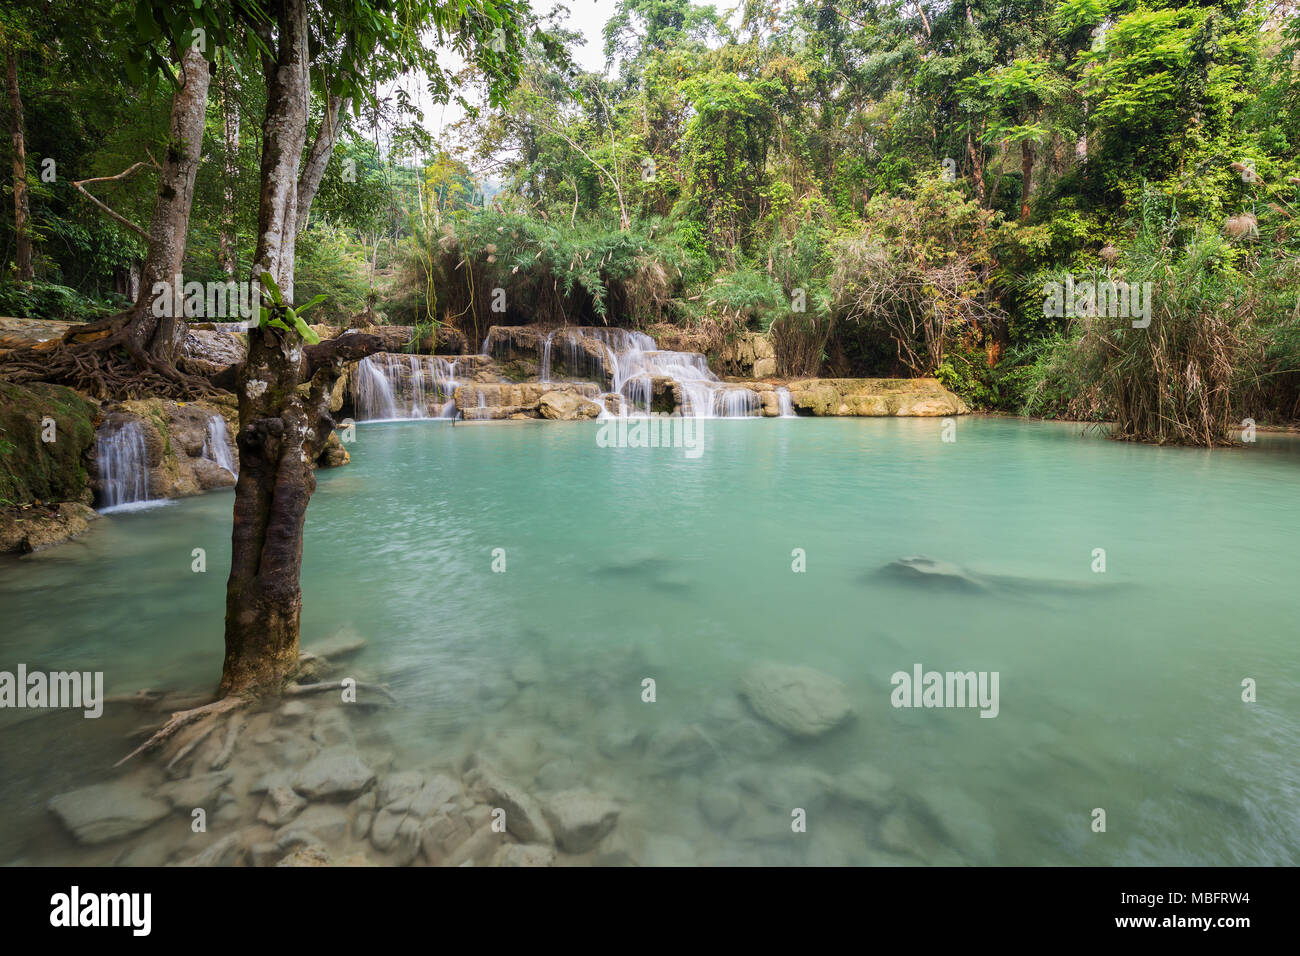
[{"x1": 2, "y1": 416, "x2": 1297, "y2": 865}]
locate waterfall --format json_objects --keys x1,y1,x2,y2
[
  {"x1": 353, "y1": 355, "x2": 401, "y2": 420},
  {"x1": 777, "y1": 387, "x2": 795, "y2": 418},
  {"x1": 95, "y1": 421, "x2": 152, "y2": 511},
  {"x1": 202, "y1": 415, "x2": 238, "y2": 475},
  {"x1": 433, "y1": 357, "x2": 461, "y2": 418},
  {"x1": 353, "y1": 353, "x2": 465, "y2": 421},
  {"x1": 539, "y1": 330, "x2": 554, "y2": 383}
]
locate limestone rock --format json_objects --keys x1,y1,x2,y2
[
  {"x1": 537, "y1": 388, "x2": 603, "y2": 420},
  {"x1": 466, "y1": 768, "x2": 553, "y2": 845},
  {"x1": 787, "y1": 377, "x2": 966, "y2": 417},
  {"x1": 292, "y1": 747, "x2": 375, "y2": 800},
  {"x1": 542, "y1": 789, "x2": 620, "y2": 854},
  {"x1": 739, "y1": 662, "x2": 853, "y2": 737},
  {"x1": 257, "y1": 786, "x2": 307, "y2": 826},
  {"x1": 490, "y1": 843, "x2": 557, "y2": 867},
  {"x1": 48, "y1": 781, "x2": 171, "y2": 845}
]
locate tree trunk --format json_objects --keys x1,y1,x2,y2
[
  {"x1": 296, "y1": 93, "x2": 346, "y2": 234},
  {"x1": 122, "y1": 44, "x2": 212, "y2": 365},
  {"x1": 221, "y1": 0, "x2": 389, "y2": 696},
  {"x1": 218, "y1": 62, "x2": 240, "y2": 277},
  {"x1": 6, "y1": 49, "x2": 33, "y2": 282},
  {"x1": 1019, "y1": 139, "x2": 1034, "y2": 221},
  {"x1": 967, "y1": 130, "x2": 986, "y2": 209}
]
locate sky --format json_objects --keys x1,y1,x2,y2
[{"x1": 388, "y1": 0, "x2": 622, "y2": 159}]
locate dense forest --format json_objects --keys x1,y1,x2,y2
[{"x1": 2, "y1": 0, "x2": 1299, "y2": 444}]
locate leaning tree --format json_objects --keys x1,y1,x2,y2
[{"x1": 217, "y1": 0, "x2": 564, "y2": 704}]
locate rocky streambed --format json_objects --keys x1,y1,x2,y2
[{"x1": 17, "y1": 633, "x2": 983, "y2": 867}]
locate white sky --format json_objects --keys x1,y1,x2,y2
[{"x1": 385, "y1": 0, "x2": 621, "y2": 167}]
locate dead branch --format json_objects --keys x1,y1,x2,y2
[{"x1": 70, "y1": 160, "x2": 158, "y2": 242}]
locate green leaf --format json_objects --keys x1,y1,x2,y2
[
  {"x1": 290, "y1": 310, "x2": 321, "y2": 344},
  {"x1": 259, "y1": 271, "x2": 284, "y2": 306},
  {"x1": 295, "y1": 294, "x2": 328, "y2": 315}
]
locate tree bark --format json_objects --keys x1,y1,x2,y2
[
  {"x1": 218, "y1": 62, "x2": 240, "y2": 277},
  {"x1": 1019, "y1": 139, "x2": 1035, "y2": 221},
  {"x1": 221, "y1": 0, "x2": 385, "y2": 695},
  {"x1": 123, "y1": 44, "x2": 212, "y2": 365},
  {"x1": 6, "y1": 48, "x2": 33, "y2": 282},
  {"x1": 296, "y1": 93, "x2": 346, "y2": 234}
]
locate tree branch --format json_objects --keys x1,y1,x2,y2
[{"x1": 70, "y1": 160, "x2": 159, "y2": 242}]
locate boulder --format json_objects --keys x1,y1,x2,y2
[
  {"x1": 542, "y1": 790, "x2": 620, "y2": 854},
  {"x1": 0, "y1": 500, "x2": 98, "y2": 554},
  {"x1": 47, "y1": 781, "x2": 171, "y2": 845},
  {"x1": 157, "y1": 771, "x2": 233, "y2": 809},
  {"x1": 490, "y1": 843, "x2": 557, "y2": 867},
  {"x1": 739, "y1": 661, "x2": 853, "y2": 737},
  {"x1": 292, "y1": 747, "x2": 376, "y2": 800},
  {"x1": 787, "y1": 378, "x2": 967, "y2": 417},
  {"x1": 834, "y1": 764, "x2": 898, "y2": 812},
  {"x1": 466, "y1": 768, "x2": 553, "y2": 845},
  {"x1": 537, "y1": 388, "x2": 603, "y2": 421},
  {"x1": 258, "y1": 785, "x2": 308, "y2": 826},
  {"x1": 182, "y1": 327, "x2": 248, "y2": 370}
]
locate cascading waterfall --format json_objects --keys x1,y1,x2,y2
[
  {"x1": 202, "y1": 415, "x2": 238, "y2": 475},
  {"x1": 95, "y1": 421, "x2": 152, "y2": 511},
  {"x1": 361, "y1": 328, "x2": 770, "y2": 422},
  {"x1": 539, "y1": 330, "x2": 554, "y2": 383},
  {"x1": 353, "y1": 353, "x2": 463, "y2": 421},
  {"x1": 777, "y1": 388, "x2": 795, "y2": 418},
  {"x1": 352, "y1": 355, "x2": 401, "y2": 420}
]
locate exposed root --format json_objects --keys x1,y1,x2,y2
[
  {"x1": 209, "y1": 713, "x2": 245, "y2": 770},
  {"x1": 114, "y1": 694, "x2": 252, "y2": 768},
  {"x1": 284, "y1": 679, "x2": 398, "y2": 704},
  {"x1": 0, "y1": 314, "x2": 222, "y2": 401}
]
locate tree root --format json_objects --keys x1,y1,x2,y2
[
  {"x1": 284, "y1": 679, "x2": 398, "y2": 704},
  {"x1": 114, "y1": 694, "x2": 252, "y2": 768},
  {"x1": 0, "y1": 314, "x2": 222, "y2": 401}
]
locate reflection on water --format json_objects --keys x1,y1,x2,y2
[{"x1": 2, "y1": 418, "x2": 1298, "y2": 865}]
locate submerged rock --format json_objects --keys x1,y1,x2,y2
[
  {"x1": 47, "y1": 781, "x2": 171, "y2": 845},
  {"x1": 292, "y1": 747, "x2": 376, "y2": 800},
  {"x1": 739, "y1": 662, "x2": 853, "y2": 738},
  {"x1": 543, "y1": 789, "x2": 620, "y2": 854},
  {"x1": 834, "y1": 764, "x2": 898, "y2": 813},
  {"x1": 258, "y1": 785, "x2": 307, "y2": 826},
  {"x1": 490, "y1": 843, "x2": 557, "y2": 867},
  {"x1": 467, "y1": 768, "x2": 553, "y2": 845}
]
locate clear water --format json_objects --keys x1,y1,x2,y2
[{"x1": 2, "y1": 417, "x2": 1298, "y2": 865}]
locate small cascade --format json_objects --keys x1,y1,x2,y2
[
  {"x1": 353, "y1": 353, "x2": 465, "y2": 421},
  {"x1": 539, "y1": 330, "x2": 554, "y2": 383},
  {"x1": 433, "y1": 357, "x2": 461, "y2": 418},
  {"x1": 202, "y1": 415, "x2": 238, "y2": 475},
  {"x1": 352, "y1": 355, "x2": 401, "y2": 420},
  {"x1": 777, "y1": 387, "x2": 795, "y2": 418},
  {"x1": 95, "y1": 421, "x2": 152, "y2": 511}
]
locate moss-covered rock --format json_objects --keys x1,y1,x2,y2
[{"x1": 0, "y1": 380, "x2": 98, "y2": 506}]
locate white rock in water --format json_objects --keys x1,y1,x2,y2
[
  {"x1": 257, "y1": 785, "x2": 307, "y2": 826},
  {"x1": 739, "y1": 661, "x2": 853, "y2": 737},
  {"x1": 47, "y1": 781, "x2": 171, "y2": 845},
  {"x1": 542, "y1": 789, "x2": 620, "y2": 854},
  {"x1": 491, "y1": 843, "x2": 557, "y2": 867},
  {"x1": 292, "y1": 747, "x2": 375, "y2": 800},
  {"x1": 467, "y1": 768, "x2": 553, "y2": 845}
]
